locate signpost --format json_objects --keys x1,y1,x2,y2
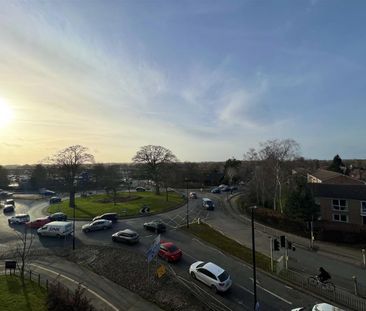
[{"x1": 146, "y1": 234, "x2": 161, "y2": 282}]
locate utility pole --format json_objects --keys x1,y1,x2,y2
[
  {"x1": 185, "y1": 179, "x2": 189, "y2": 228},
  {"x1": 269, "y1": 237, "x2": 274, "y2": 272},
  {"x1": 251, "y1": 206, "x2": 258, "y2": 310}
]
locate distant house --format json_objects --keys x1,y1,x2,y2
[
  {"x1": 307, "y1": 169, "x2": 365, "y2": 185},
  {"x1": 308, "y1": 169, "x2": 366, "y2": 241}
]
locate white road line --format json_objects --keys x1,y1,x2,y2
[
  {"x1": 192, "y1": 238, "x2": 225, "y2": 256},
  {"x1": 183, "y1": 250, "x2": 198, "y2": 261},
  {"x1": 30, "y1": 264, "x2": 119, "y2": 311},
  {"x1": 249, "y1": 277, "x2": 260, "y2": 284},
  {"x1": 285, "y1": 285, "x2": 293, "y2": 290},
  {"x1": 237, "y1": 284, "x2": 254, "y2": 295},
  {"x1": 257, "y1": 284, "x2": 292, "y2": 305}
]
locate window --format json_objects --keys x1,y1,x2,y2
[
  {"x1": 332, "y1": 214, "x2": 348, "y2": 223},
  {"x1": 332, "y1": 199, "x2": 348, "y2": 211},
  {"x1": 361, "y1": 202, "x2": 366, "y2": 215}
]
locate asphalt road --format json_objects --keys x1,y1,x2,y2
[{"x1": 0, "y1": 195, "x2": 322, "y2": 310}]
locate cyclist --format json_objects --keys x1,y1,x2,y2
[{"x1": 317, "y1": 267, "x2": 331, "y2": 283}]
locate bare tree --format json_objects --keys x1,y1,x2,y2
[
  {"x1": 49, "y1": 145, "x2": 95, "y2": 207},
  {"x1": 244, "y1": 139, "x2": 300, "y2": 213},
  {"x1": 13, "y1": 226, "x2": 34, "y2": 280},
  {"x1": 132, "y1": 145, "x2": 177, "y2": 195}
]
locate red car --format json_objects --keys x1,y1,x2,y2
[
  {"x1": 26, "y1": 217, "x2": 51, "y2": 229},
  {"x1": 158, "y1": 242, "x2": 182, "y2": 262}
]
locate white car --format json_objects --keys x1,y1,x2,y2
[
  {"x1": 82, "y1": 219, "x2": 113, "y2": 232},
  {"x1": 189, "y1": 261, "x2": 232, "y2": 292},
  {"x1": 8, "y1": 214, "x2": 30, "y2": 225},
  {"x1": 291, "y1": 303, "x2": 345, "y2": 311}
]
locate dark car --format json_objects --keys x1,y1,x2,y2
[
  {"x1": 93, "y1": 213, "x2": 118, "y2": 223},
  {"x1": 112, "y1": 229, "x2": 140, "y2": 244},
  {"x1": 143, "y1": 220, "x2": 166, "y2": 233},
  {"x1": 49, "y1": 212, "x2": 67, "y2": 221},
  {"x1": 211, "y1": 188, "x2": 221, "y2": 194},
  {"x1": 50, "y1": 196, "x2": 62, "y2": 204},
  {"x1": 5, "y1": 199, "x2": 15, "y2": 206},
  {"x1": 3, "y1": 204, "x2": 14, "y2": 213},
  {"x1": 135, "y1": 187, "x2": 146, "y2": 192}
]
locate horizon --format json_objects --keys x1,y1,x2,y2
[{"x1": 1, "y1": 0, "x2": 366, "y2": 165}]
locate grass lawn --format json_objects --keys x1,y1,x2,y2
[
  {"x1": 185, "y1": 223, "x2": 273, "y2": 272},
  {"x1": 48, "y1": 191, "x2": 185, "y2": 219},
  {"x1": 0, "y1": 275, "x2": 47, "y2": 311}
]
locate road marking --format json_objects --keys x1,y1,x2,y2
[
  {"x1": 285, "y1": 285, "x2": 293, "y2": 290},
  {"x1": 249, "y1": 277, "x2": 260, "y2": 285},
  {"x1": 257, "y1": 284, "x2": 292, "y2": 305},
  {"x1": 237, "y1": 284, "x2": 254, "y2": 295},
  {"x1": 30, "y1": 264, "x2": 119, "y2": 311},
  {"x1": 192, "y1": 238, "x2": 225, "y2": 256}
]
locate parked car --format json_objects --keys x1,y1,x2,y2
[
  {"x1": 0, "y1": 191, "x2": 13, "y2": 198},
  {"x1": 3, "y1": 204, "x2": 14, "y2": 213},
  {"x1": 49, "y1": 196, "x2": 62, "y2": 204},
  {"x1": 159, "y1": 242, "x2": 182, "y2": 262},
  {"x1": 135, "y1": 187, "x2": 146, "y2": 192},
  {"x1": 26, "y1": 217, "x2": 51, "y2": 229},
  {"x1": 189, "y1": 261, "x2": 232, "y2": 292},
  {"x1": 210, "y1": 188, "x2": 221, "y2": 194},
  {"x1": 189, "y1": 192, "x2": 197, "y2": 199},
  {"x1": 112, "y1": 229, "x2": 140, "y2": 244},
  {"x1": 49, "y1": 212, "x2": 67, "y2": 221},
  {"x1": 8, "y1": 214, "x2": 30, "y2": 225},
  {"x1": 37, "y1": 221, "x2": 73, "y2": 237},
  {"x1": 143, "y1": 220, "x2": 166, "y2": 233},
  {"x1": 93, "y1": 213, "x2": 118, "y2": 223},
  {"x1": 5, "y1": 199, "x2": 15, "y2": 206},
  {"x1": 82, "y1": 219, "x2": 113, "y2": 232},
  {"x1": 202, "y1": 198, "x2": 214, "y2": 210}
]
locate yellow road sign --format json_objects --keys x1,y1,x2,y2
[{"x1": 157, "y1": 264, "x2": 166, "y2": 278}]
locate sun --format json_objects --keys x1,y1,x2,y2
[{"x1": 0, "y1": 98, "x2": 14, "y2": 128}]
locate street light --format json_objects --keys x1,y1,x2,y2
[
  {"x1": 185, "y1": 178, "x2": 189, "y2": 228},
  {"x1": 251, "y1": 205, "x2": 259, "y2": 310},
  {"x1": 72, "y1": 180, "x2": 77, "y2": 251}
]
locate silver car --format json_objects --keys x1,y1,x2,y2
[
  {"x1": 8, "y1": 214, "x2": 30, "y2": 225},
  {"x1": 82, "y1": 219, "x2": 112, "y2": 232},
  {"x1": 189, "y1": 261, "x2": 232, "y2": 292},
  {"x1": 112, "y1": 229, "x2": 140, "y2": 244}
]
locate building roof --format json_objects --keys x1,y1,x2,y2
[
  {"x1": 310, "y1": 183, "x2": 366, "y2": 201},
  {"x1": 308, "y1": 169, "x2": 343, "y2": 181}
]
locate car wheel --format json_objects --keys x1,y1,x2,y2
[
  {"x1": 191, "y1": 272, "x2": 196, "y2": 279},
  {"x1": 112, "y1": 237, "x2": 116, "y2": 242},
  {"x1": 84, "y1": 228, "x2": 90, "y2": 233},
  {"x1": 8, "y1": 220, "x2": 11, "y2": 225},
  {"x1": 56, "y1": 234, "x2": 61, "y2": 238}
]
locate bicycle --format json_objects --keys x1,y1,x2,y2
[{"x1": 307, "y1": 275, "x2": 335, "y2": 291}]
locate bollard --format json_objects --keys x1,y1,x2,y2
[
  {"x1": 197, "y1": 218, "x2": 200, "y2": 224},
  {"x1": 352, "y1": 276, "x2": 359, "y2": 296},
  {"x1": 38, "y1": 274, "x2": 41, "y2": 286},
  {"x1": 46, "y1": 279, "x2": 48, "y2": 291},
  {"x1": 362, "y1": 249, "x2": 365, "y2": 268},
  {"x1": 29, "y1": 270, "x2": 32, "y2": 281}
]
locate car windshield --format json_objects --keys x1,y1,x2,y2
[
  {"x1": 218, "y1": 271, "x2": 229, "y2": 282},
  {"x1": 197, "y1": 262, "x2": 205, "y2": 268},
  {"x1": 168, "y1": 245, "x2": 178, "y2": 252}
]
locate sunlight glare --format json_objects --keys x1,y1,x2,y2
[{"x1": 0, "y1": 98, "x2": 14, "y2": 128}]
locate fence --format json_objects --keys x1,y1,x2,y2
[{"x1": 280, "y1": 269, "x2": 366, "y2": 311}]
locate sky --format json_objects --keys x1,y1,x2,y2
[{"x1": 0, "y1": 0, "x2": 366, "y2": 165}]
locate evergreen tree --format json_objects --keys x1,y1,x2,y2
[
  {"x1": 0, "y1": 165, "x2": 9, "y2": 188},
  {"x1": 328, "y1": 154, "x2": 348, "y2": 175}
]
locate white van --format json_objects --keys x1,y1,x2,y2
[
  {"x1": 202, "y1": 198, "x2": 214, "y2": 210},
  {"x1": 37, "y1": 221, "x2": 73, "y2": 237}
]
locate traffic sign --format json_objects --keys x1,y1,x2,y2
[{"x1": 146, "y1": 234, "x2": 161, "y2": 263}]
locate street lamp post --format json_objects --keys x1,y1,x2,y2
[
  {"x1": 186, "y1": 179, "x2": 189, "y2": 228},
  {"x1": 72, "y1": 180, "x2": 77, "y2": 251},
  {"x1": 251, "y1": 205, "x2": 258, "y2": 310}
]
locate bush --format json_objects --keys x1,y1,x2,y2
[{"x1": 47, "y1": 283, "x2": 97, "y2": 311}]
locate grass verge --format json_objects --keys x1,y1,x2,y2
[
  {"x1": 0, "y1": 275, "x2": 47, "y2": 311},
  {"x1": 48, "y1": 191, "x2": 185, "y2": 219},
  {"x1": 185, "y1": 223, "x2": 273, "y2": 272}
]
